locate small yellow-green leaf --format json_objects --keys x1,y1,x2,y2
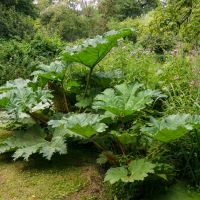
[{"x1": 157, "y1": 174, "x2": 168, "y2": 180}]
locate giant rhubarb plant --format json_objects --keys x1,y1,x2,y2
[
  {"x1": 31, "y1": 61, "x2": 70, "y2": 113},
  {"x1": 0, "y1": 78, "x2": 52, "y2": 122},
  {"x1": 93, "y1": 82, "x2": 166, "y2": 119},
  {"x1": 61, "y1": 28, "x2": 133, "y2": 96}
]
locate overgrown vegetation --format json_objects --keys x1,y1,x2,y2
[{"x1": 0, "y1": 0, "x2": 200, "y2": 199}]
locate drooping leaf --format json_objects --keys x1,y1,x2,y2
[
  {"x1": 0, "y1": 78, "x2": 31, "y2": 107},
  {"x1": 13, "y1": 143, "x2": 46, "y2": 161},
  {"x1": 0, "y1": 78, "x2": 30, "y2": 92},
  {"x1": 0, "y1": 125, "x2": 46, "y2": 154},
  {"x1": 48, "y1": 113, "x2": 107, "y2": 138},
  {"x1": 141, "y1": 114, "x2": 200, "y2": 142},
  {"x1": 93, "y1": 82, "x2": 164, "y2": 117},
  {"x1": 39, "y1": 136, "x2": 67, "y2": 160},
  {"x1": 0, "y1": 125, "x2": 67, "y2": 161},
  {"x1": 104, "y1": 159, "x2": 155, "y2": 184},
  {"x1": 61, "y1": 29, "x2": 133, "y2": 68}
]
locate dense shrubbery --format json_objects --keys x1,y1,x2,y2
[
  {"x1": 0, "y1": 4, "x2": 36, "y2": 40},
  {"x1": 0, "y1": 0, "x2": 66, "y2": 85},
  {"x1": 0, "y1": 0, "x2": 38, "y2": 18},
  {"x1": 100, "y1": 39, "x2": 200, "y2": 114},
  {"x1": 0, "y1": 34, "x2": 64, "y2": 85}
]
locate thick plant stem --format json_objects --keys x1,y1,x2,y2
[
  {"x1": 84, "y1": 67, "x2": 94, "y2": 97},
  {"x1": 48, "y1": 81, "x2": 69, "y2": 113},
  {"x1": 27, "y1": 112, "x2": 48, "y2": 125},
  {"x1": 62, "y1": 90, "x2": 69, "y2": 113},
  {"x1": 121, "y1": 116, "x2": 125, "y2": 131},
  {"x1": 146, "y1": 145, "x2": 163, "y2": 158},
  {"x1": 116, "y1": 138, "x2": 126, "y2": 155},
  {"x1": 89, "y1": 138, "x2": 105, "y2": 151},
  {"x1": 89, "y1": 138, "x2": 119, "y2": 165}
]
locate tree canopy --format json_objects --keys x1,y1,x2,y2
[{"x1": 0, "y1": 0, "x2": 38, "y2": 18}]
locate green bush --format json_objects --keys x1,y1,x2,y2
[
  {"x1": 0, "y1": 4, "x2": 36, "y2": 40},
  {"x1": 0, "y1": 34, "x2": 64, "y2": 85},
  {"x1": 0, "y1": 0, "x2": 38, "y2": 18}
]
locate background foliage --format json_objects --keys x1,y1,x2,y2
[{"x1": 0, "y1": 0, "x2": 200, "y2": 199}]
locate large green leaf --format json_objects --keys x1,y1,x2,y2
[
  {"x1": 0, "y1": 78, "x2": 31, "y2": 107},
  {"x1": 104, "y1": 159, "x2": 155, "y2": 184},
  {"x1": 104, "y1": 166, "x2": 128, "y2": 184},
  {"x1": 0, "y1": 78, "x2": 30, "y2": 92},
  {"x1": 61, "y1": 29, "x2": 133, "y2": 68},
  {"x1": 141, "y1": 114, "x2": 200, "y2": 142},
  {"x1": 128, "y1": 159, "x2": 155, "y2": 181},
  {"x1": 31, "y1": 61, "x2": 67, "y2": 82},
  {"x1": 0, "y1": 125, "x2": 46, "y2": 154},
  {"x1": 0, "y1": 125, "x2": 67, "y2": 161},
  {"x1": 0, "y1": 83, "x2": 52, "y2": 116},
  {"x1": 48, "y1": 113, "x2": 107, "y2": 138},
  {"x1": 93, "y1": 82, "x2": 165, "y2": 117}
]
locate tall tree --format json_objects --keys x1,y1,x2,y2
[
  {"x1": 0, "y1": 2, "x2": 36, "y2": 39},
  {"x1": 136, "y1": 0, "x2": 200, "y2": 51},
  {"x1": 40, "y1": 2, "x2": 88, "y2": 41},
  {"x1": 98, "y1": 0, "x2": 159, "y2": 21},
  {"x1": 0, "y1": 0, "x2": 38, "y2": 18},
  {"x1": 40, "y1": 0, "x2": 105, "y2": 41}
]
